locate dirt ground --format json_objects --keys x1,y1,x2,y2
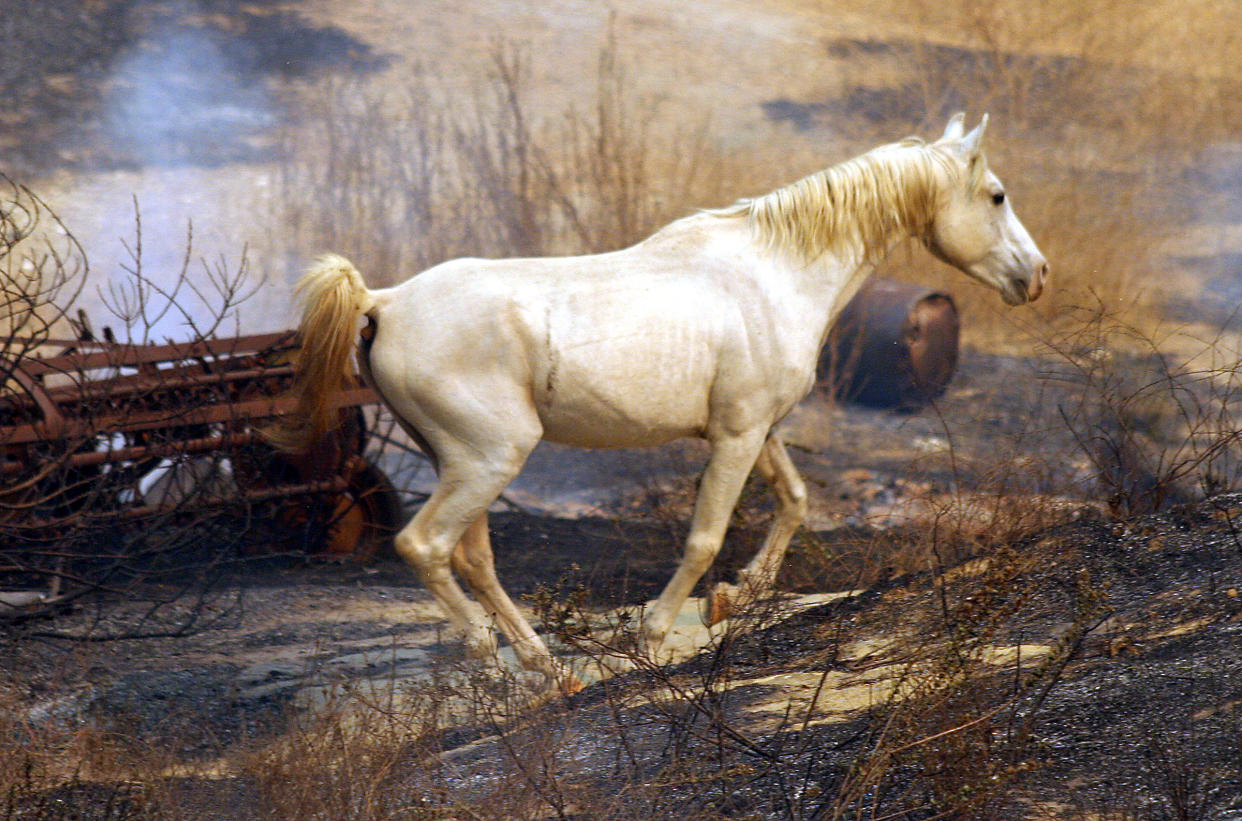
[
  {"x1": 7, "y1": 461, "x2": 1239, "y2": 819},
  {"x1": 423, "y1": 494, "x2": 1242, "y2": 820}
]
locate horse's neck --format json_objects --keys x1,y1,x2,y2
[
  {"x1": 660, "y1": 209, "x2": 894, "y2": 331},
  {"x1": 786, "y1": 218, "x2": 900, "y2": 306},
  {"x1": 825, "y1": 258, "x2": 875, "y2": 319},
  {"x1": 757, "y1": 141, "x2": 942, "y2": 321},
  {"x1": 797, "y1": 251, "x2": 875, "y2": 349}
]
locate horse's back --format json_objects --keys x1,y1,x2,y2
[{"x1": 369, "y1": 250, "x2": 721, "y2": 445}]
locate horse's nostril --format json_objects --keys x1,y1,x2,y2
[{"x1": 1026, "y1": 262, "x2": 1048, "y2": 301}]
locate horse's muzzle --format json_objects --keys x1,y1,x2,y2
[{"x1": 1027, "y1": 261, "x2": 1050, "y2": 302}]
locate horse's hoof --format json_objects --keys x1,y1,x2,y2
[
  {"x1": 463, "y1": 632, "x2": 498, "y2": 660},
  {"x1": 708, "y1": 583, "x2": 736, "y2": 626},
  {"x1": 558, "y1": 672, "x2": 587, "y2": 696}
]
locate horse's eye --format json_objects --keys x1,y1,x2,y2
[{"x1": 991, "y1": 192, "x2": 1005, "y2": 206}]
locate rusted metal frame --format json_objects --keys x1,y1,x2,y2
[
  {"x1": 5, "y1": 365, "x2": 66, "y2": 434},
  {"x1": 7, "y1": 335, "x2": 283, "y2": 352},
  {"x1": 1, "y1": 431, "x2": 257, "y2": 477},
  {"x1": 1, "y1": 327, "x2": 384, "y2": 552},
  {"x1": 12, "y1": 331, "x2": 297, "y2": 378},
  {"x1": 1, "y1": 332, "x2": 300, "y2": 444},
  {"x1": 21, "y1": 362, "x2": 295, "y2": 407},
  {"x1": 1, "y1": 385, "x2": 377, "y2": 449},
  {"x1": 114, "y1": 473, "x2": 352, "y2": 521},
  {"x1": 0, "y1": 451, "x2": 81, "y2": 501}
]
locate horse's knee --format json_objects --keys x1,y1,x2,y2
[
  {"x1": 785, "y1": 479, "x2": 809, "y2": 522},
  {"x1": 683, "y1": 534, "x2": 721, "y2": 574},
  {"x1": 392, "y1": 529, "x2": 424, "y2": 566},
  {"x1": 394, "y1": 529, "x2": 453, "y2": 583},
  {"x1": 392, "y1": 529, "x2": 416, "y2": 563}
]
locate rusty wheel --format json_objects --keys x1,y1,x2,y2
[{"x1": 321, "y1": 459, "x2": 404, "y2": 561}]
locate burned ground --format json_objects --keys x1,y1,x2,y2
[
  {"x1": 421, "y1": 496, "x2": 1242, "y2": 820},
  {"x1": 0, "y1": 0, "x2": 388, "y2": 173},
  {"x1": 3, "y1": 345, "x2": 1241, "y2": 817}
]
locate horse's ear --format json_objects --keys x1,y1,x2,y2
[
  {"x1": 941, "y1": 112, "x2": 967, "y2": 141},
  {"x1": 960, "y1": 113, "x2": 989, "y2": 159}
]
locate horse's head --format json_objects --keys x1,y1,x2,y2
[{"x1": 924, "y1": 113, "x2": 1049, "y2": 306}]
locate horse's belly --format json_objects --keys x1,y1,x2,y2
[
  {"x1": 532, "y1": 294, "x2": 724, "y2": 447},
  {"x1": 540, "y1": 410, "x2": 700, "y2": 448},
  {"x1": 536, "y1": 359, "x2": 711, "y2": 449}
]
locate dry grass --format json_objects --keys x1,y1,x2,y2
[
  {"x1": 0, "y1": 677, "x2": 163, "y2": 820},
  {"x1": 271, "y1": 34, "x2": 741, "y2": 289},
  {"x1": 270, "y1": 4, "x2": 1241, "y2": 352},
  {"x1": 849, "y1": 0, "x2": 1241, "y2": 350}
]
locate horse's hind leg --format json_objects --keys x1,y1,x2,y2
[
  {"x1": 452, "y1": 514, "x2": 581, "y2": 690},
  {"x1": 393, "y1": 440, "x2": 534, "y2": 663},
  {"x1": 708, "y1": 434, "x2": 808, "y2": 624}
]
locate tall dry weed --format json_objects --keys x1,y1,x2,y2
[
  {"x1": 272, "y1": 36, "x2": 734, "y2": 289},
  {"x1": 840, "y1": 0, "x2": 1241, "y2": 348},
  {"x1": 237, "y1": 680, "x2": 448, "y2": 821},
  {"x1": 273, "y1": 6, "x2": 1241, "y2": 352}
]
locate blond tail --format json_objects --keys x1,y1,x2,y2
[{"x1": 263, "y1": 254, "x2": 374, "y2": 453}]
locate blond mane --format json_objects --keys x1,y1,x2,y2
[{"x1": 718, "y1": 139, "x2": 973, "y2": 264}]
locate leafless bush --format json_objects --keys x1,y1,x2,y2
[
  {"x1": 271, "y1": 35, "x2": 731, "y2": 287},
  {"x1": 831, "y1": 0, "x2": 1239, "y2": 348},
  {"x1": 1042, "y1": 298, "x2": 1242, "y2": 516},
  {"x1": 0, "y1": 187, "x2": 379, "y2": 638},
  {"x1": 0, "y1": 174, "x2": 88, "y2": 382}
]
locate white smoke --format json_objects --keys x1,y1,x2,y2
[
  {"x1": 62, "y1": 1, "x2": 290, "y2": 341},
  {"x1": 100, "y1": 5, "x2": 276, "y2": 168}
]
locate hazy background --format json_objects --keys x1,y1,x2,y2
[{"x1": 3, "y1": 0, "x2": 1238, "y2": 348}]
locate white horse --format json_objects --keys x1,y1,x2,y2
[{"x1": 269, "y1": 114, "x2": 1048, "y2": 691}]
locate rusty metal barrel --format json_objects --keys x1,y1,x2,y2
[{"x1": 819, "y1": 277, "x2": 960, "y2": 409}]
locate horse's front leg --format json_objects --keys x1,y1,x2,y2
[
  {"x1": 640, "y1": 430, "x2": 768, "y2": 657},
  {"x1": 708, "y1": 434, "x2": 808, "y2": 624}
]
